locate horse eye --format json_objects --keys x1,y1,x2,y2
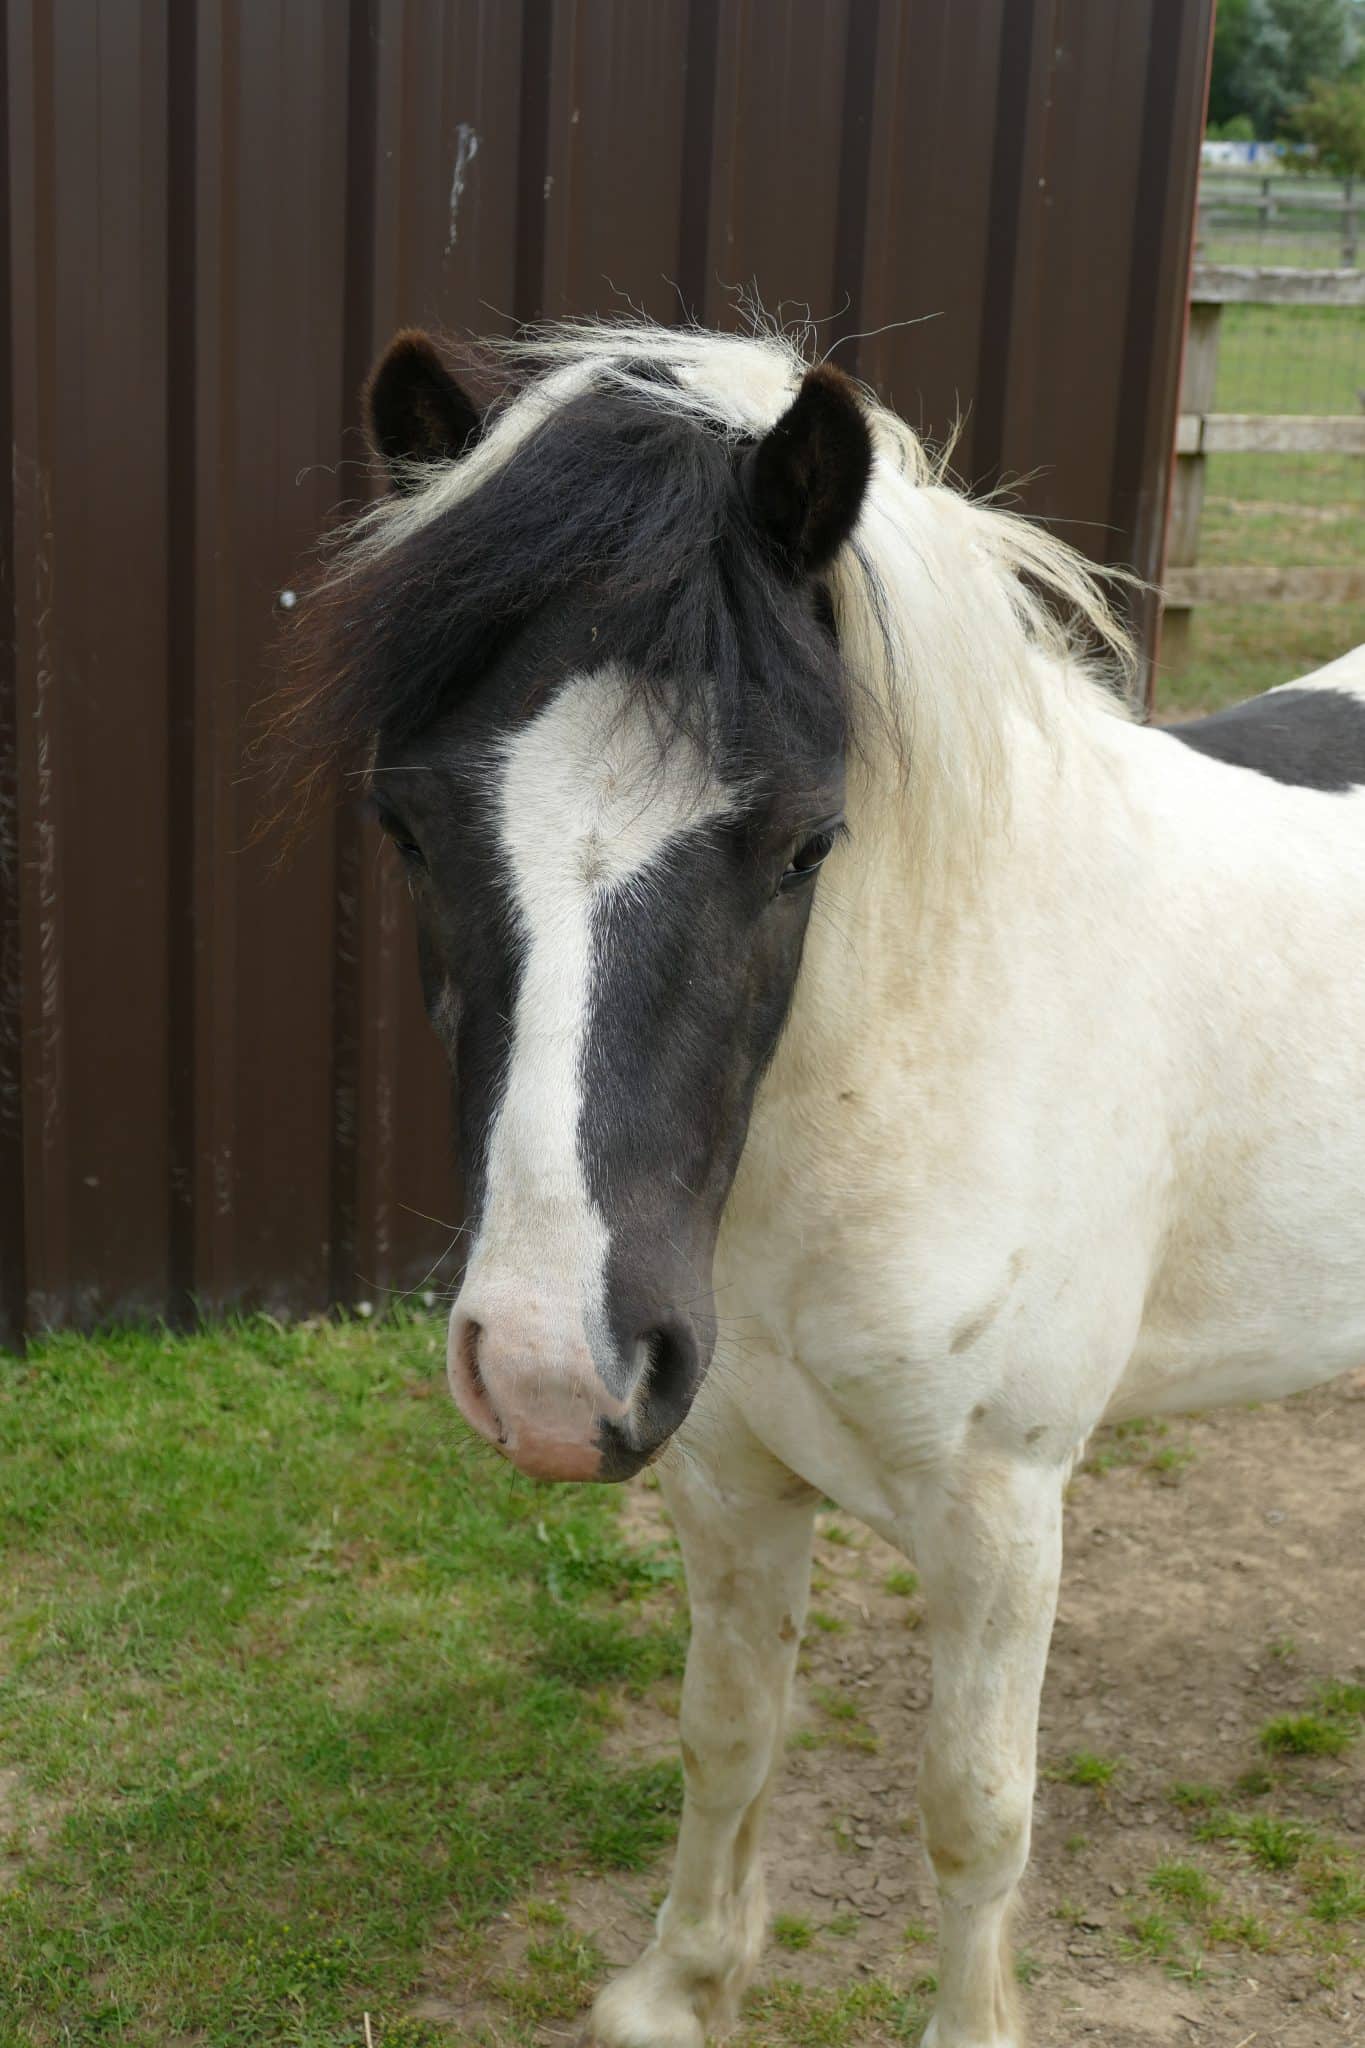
[
  {"x1": 374, "y1": 806, "x2": 427, "y2": 869},
  {"x1": 778, "y1": 825, "x2": 840, "y2": 894}
]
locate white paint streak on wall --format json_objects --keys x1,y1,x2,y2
[{"x1": 446, "y1": 124, "x2": 480, "y2": 254}]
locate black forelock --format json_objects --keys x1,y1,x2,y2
[{"x1": 283, "y1": 380, "x2": 852, "y2": 800}]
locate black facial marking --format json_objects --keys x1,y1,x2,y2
[
  {"x1": 576, "y1": 806, "x2": 828, "y2": 1444},
  {"x1": 1169, "y1": 686, "x2": 1365, "y2": 792}
]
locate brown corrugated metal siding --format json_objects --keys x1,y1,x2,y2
[{"x1": 0, "y1": 0, "x2": 1213, "y2": 1344}]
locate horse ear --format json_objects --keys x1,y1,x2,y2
[
  {"x1": 366, "y1": 330, "x2": 483, "y2": 493},
  {"x1": 744, "y1": 364, "x2": 873, "y2": 574}
]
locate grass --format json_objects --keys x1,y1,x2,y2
[
  {"x1": 1122, "y1": 1910, "x2": 1179, "y2": 1962},
  {"x1": 494, "y1": 1928, "x2": 606, "y2": 2021},
  {"x1": 1053, "y1": 1752, "x2": 1121, "y2": 1790},
  {"x1": 1261, "y1": 1713, "x2": 1353, "y2": 1759},
  {"x1": 771, "y1": 1914, "x2": 816, "y2": 1952},
  {"x1": 1081, "y1": 1417, "x2": 1197, "y2": 1483},
  {"x1": 737, "y1": 1977, "x2": 930, "y2": 2047},
  {"x1": 1148, "y1": 1862, "x2": 1221, "y2": 1916},
  {"x1": 1194, "y1": 1809, "x2": 1317, "y2": 1872},
  {"x1": 0, "y1": 1314, "x2": 686, "y2": 2046}
]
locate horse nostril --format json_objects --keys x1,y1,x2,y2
[
  {"x1": 637, "y1": 1322, "x2": 697, "y2": 1422},
  {"x1": 457, "y1": 1317, "x2": 507, "y2": 1443},
  {"x1": 461, "y1": 1317, "x2": 486, "y2": 1395}
]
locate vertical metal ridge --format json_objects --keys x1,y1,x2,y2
[
  {"x1": 677, "y1": 0, "x2": 720, "y2": 323},
  {"x1": 329, "y1": 0, "x2": 382, "y2": 1309},
  {"x1": 514, "y1": 0, "x2": 553, "y2": 324},
  {"x1": 0, "y1": 0, "x2": 27, "y2": 1347},
  {"x1": 166, "y1": 0, "x2": 198, "y2": 1323},
  {"x1": 971, "y1": 0, "x2": 1040, "y2": 492},
  {"x1": 10, "y1": 0, "x2": 67, "y2": 1332},
  {"x1": 827, "y1": 0, "x2": 881, "y2": 372}
]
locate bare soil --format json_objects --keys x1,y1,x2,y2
[{"x1": 429, "y1": 1381, "x2": 1365, "y2": 2046}]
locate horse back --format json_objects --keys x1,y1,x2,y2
[{"x1": 1167, "y1": 643, "x2": 1365, "y2": 792}]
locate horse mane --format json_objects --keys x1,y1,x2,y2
[{"x1": 270, "y1": 317, "x2": 1138, "y2": 871}]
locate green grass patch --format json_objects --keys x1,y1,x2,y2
[
  {"x1": 1261, "y1": 1713, "x2": 1353, "y2": 1759},
  {"x1": 494, "y1": 1928, "x2": 606, "y2": 2022},
  {"x1": 1169, "y1": 1782, "x2": 1223, "y2": 1812},
  {"x1": 1081, "y1": 1418, "x2": 1193, "y2": 1482},
  {"x1": 1207, "y1": 1911, "x2": 1276, "y2": 1953},
  {"x1": 1308, "y1": 1870, "x2": 1365, "y2": 1926},
  {"x1": 1149, "y1": 1862, "x2": 1220, "y2": 1917},
  {"x1": 1317, "y1": 1680, "x2": 1365, "y2": 1722},
  {"x1": 883, "y1": 1569, "x2": 918, "y2": 1599},
  {"x1": 771, "y1": 1913, "x2": 816, "y2": 1952},
  {"x1": 1053, "y1": 1751, "x2": 1121, "y2": 1790},
  {"x1": 1122, "y1": 1910, "x2": 1180, "y2": 1962},
  {"x1": 1193, "y1": 1809, "x2": 1316, "y2": 1873},
  {"x1": 0, "y1": 1315, "x2": 685, "y2": 2046},
  {"x1": 739, "y1": 1976, "x2": 929, "y2": 2046}
]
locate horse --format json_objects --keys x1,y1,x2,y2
[{"x1": 281, "y1": 320, "x2": 1365, "y2": 2048}]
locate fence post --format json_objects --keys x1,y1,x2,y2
[
  {"x1": 1162, "y1": 298, "x2": 1221, "y2": 676},
  {"x1": 1344, "y1": 176, "x2": 1357, "y2": 268}
]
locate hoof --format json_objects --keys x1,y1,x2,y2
[
  {"x1": 580, "y1": 1985, "x2": 707, "y2": 2048},
  {"x1": 921, "y1": 2021, "x2": 1019, "y2": 2048}
]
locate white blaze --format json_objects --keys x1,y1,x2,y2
[{"x1": 458, "y1": 667, "x2": 730, "y2": 1363}]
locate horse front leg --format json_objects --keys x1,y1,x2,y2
[
  {"x1": 912, "y1": 1456, "x2": 1065, "y2": 2048},
  {"x1": 583, "y1": 1440, "x2": 817, "y2": 2048}
]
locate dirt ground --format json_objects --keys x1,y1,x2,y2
[{"x1": 434, "y1": 1381, "x2": 1365, "y2": 2047}]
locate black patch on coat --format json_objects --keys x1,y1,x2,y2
[{"x1": 1169, "y1": 686, "x2": 1365, "y2": 792}]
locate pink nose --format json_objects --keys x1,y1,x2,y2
[{"x1": 446, "y1": 1301, "x2": 628, "y2": 1482}]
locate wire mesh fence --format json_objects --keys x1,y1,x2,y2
[{"x1": 1195, "y1": 170, "x2": 1360, "y2": 268}]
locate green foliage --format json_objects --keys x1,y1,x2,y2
[
  {"x1": 1210, "y1": 0, "x2": 1359, "y2": 135},
  {"x1": 1286, "y1": 74, "x2": 1365, "y2": 176}
]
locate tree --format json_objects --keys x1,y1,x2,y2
[
  {"x1": 1287, "y1": 75, "x2": 1365, "y2": 179},
  {"x1": 1209, "y1": 0, "x2": 1360, "y2": 137}
]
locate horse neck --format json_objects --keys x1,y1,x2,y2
[{"x1": 763, "y1": 650, "x2": 1127, "y2": 1123}]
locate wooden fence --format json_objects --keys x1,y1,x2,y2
[{"x1": 1163, "y1": 263, "x2": 1365, "y2": 666}]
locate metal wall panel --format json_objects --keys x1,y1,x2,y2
[{"x1": 0, "y1": 0, "x2": 1212, "y2": 1343}]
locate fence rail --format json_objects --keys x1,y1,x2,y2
[{"x1": 1163, "y1": 263, "x2": 1363, "y2": 641}]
